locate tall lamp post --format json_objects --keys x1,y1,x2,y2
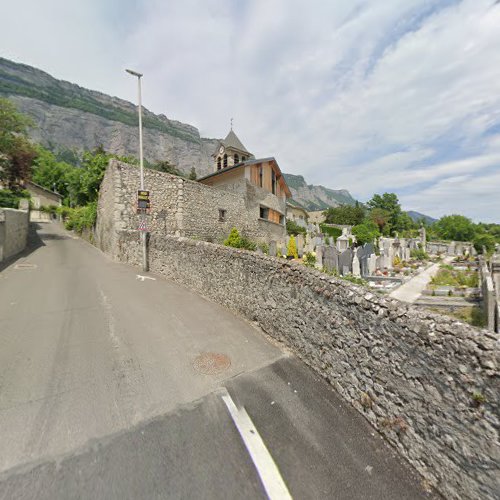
[{"x1": 126, "y1": 68, "x2": 148, "y2": 272}]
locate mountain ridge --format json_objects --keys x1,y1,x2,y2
[{"x1": 0, "y1": 57, "x2": 355, "y2": 208}]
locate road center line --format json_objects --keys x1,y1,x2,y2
[{"x1": 221, "y1": 389, "x2": 293, "y2": 500}]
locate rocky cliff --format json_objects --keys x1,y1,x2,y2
[
  {"x1": 283, "y1": 173, "x2": 356, "y2": 210},
  {"x1": 1, "y1": 57, "x2": 355, "y2": 205},
  {"x1": 0, "y1": 57, "x2": 217, "y2": 177}
]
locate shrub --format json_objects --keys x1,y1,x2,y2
[
  {"x1": 0, "y1": 189, "x2": 30, "y2": 208},
  {"x1": 287, "y1": 235, "x2": 298, "y2": 259},
  {"x1": 303, "y1": 251, "x2": 316, "y2": 267},
  {"x1": 320, "y1": 224, "x2": 342, "y2": 240},
  {"x1": 286, "y1": 219, "x2": 306, "y2": 236},
  {"x1": 240, "y1": 236, "x2": 257, "y2": 251},
  {"x1": 64, "y1": 202, "x2": 97, "y2": 233},
  {"x1": 224, "y1": 227, "x2": 242, "y2": 248},
  {"x1": 473, "y1": 234, "x2": 496, "y2": 255},
  {"x1": 258, "y1": 242, "x2": 269, "y2": 254},
  {"x1": 393, "y1": 255, "x2": 402, "y2": 267},
  {"x1": 223, "y1": 227, "x2": 256, "y2": 251},
  {"x1": 410, "y1": 248, "x2": 429, "y2": 261}
]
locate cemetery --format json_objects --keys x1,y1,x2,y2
[
  {"x1": 262, "y1": 219, "x2": 499, "y2": 332},
  {"x1": 267, "y1": 224, "x2": 432, "y2": 294}
]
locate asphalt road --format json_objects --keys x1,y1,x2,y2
[{"x1": 0, "y1": 223, "x2": 435, "y2": 499}]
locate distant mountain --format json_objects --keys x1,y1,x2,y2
[
  {"x1": 283, "y1": 174, "x2": 356, "y2": 211},
  {"x1": 0, "y1": 57, "x2": 217, "y2": 177},
  {"x1": 407, "y1": 211, "x2": 437, "y2": 225}
]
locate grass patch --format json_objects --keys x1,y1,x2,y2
[
  {"x1": 438, "y1": 306, "x2": 486, "y2": 328},
  {"x1": 431, "y1": 267, "x2": 478, "y2": 288}
]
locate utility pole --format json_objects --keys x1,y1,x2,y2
[{"x1": 126, "y1": 68, "x2": 148, "y2": 271}]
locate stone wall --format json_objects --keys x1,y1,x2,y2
[
  {"x1": 427, "y1": 240, "x2": 476, "y2": 256},
  {"x1": 95, "y1": 160, "x2": 286, "y2": 260},
  {"x1": 0, "y1": 208, "x2": 29, "y2": 262},
  {"x1": 111, "y1": 230, "x2": 498, "y2": 500},
  {"x1": 480, "y1": 259, "x2": 497, "y2": 332}
]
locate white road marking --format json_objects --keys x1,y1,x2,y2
[
  {"x1": 136, "y1": 274, "x2": 156, "y2": 281},
  {"x1": 221, "y1": 389, "x2": 293, "y2": 500}
]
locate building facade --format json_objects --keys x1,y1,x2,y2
[{"x1": 199, "y1": 129, "x2": 291, "y2": 242}]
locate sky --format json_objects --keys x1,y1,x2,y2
[{"x1": 1, "y1": 0, "x2": 500, "y2": 222}]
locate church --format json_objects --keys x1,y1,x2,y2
[{"x1": 198, "y1": 128, "x2": 291, "y2": 241}]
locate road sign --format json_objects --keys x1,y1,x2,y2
[{"x1": 137, "y1": 190, "x2": 150, "y2": 210}]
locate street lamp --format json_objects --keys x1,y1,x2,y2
[{"x1": 126, "y1": 68, "x2": 148, "y2": 271}]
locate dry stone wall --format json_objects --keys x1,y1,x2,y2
[
  {"x1": 0, "y1": 208, "x2": 29, "y2": 262},
  {"x1": 111, "y1": 230, "x2": 498, "y2": 500},
  {"x1": 95, "y1": 160, "x2": 286, "y2": 260}
]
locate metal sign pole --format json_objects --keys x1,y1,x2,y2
[{"x1": 127, "y1": 68, "x2": 148, "y2": 272}]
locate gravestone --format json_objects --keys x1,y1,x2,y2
[
  {"x1": 352, "y1": 255, "x2": 361, "y2": 276},
  {"x1": 368, "y1": 254, "x2": 377, "y2": 275},
  {"x1": 296, "y1": 234, "x2": 305, "y2": 257},
  {"x1": 339, "y1": 248, "x2": 353, "y2": 275},
  {"x1": 376, "y1": 255, "x2": 384, "y2": 271},
  {"x1": 269, "y1": 240, "x2": 277, "y2": 257},
  {"x1": 356, "y1": 245, "x2": 369, "y2": 276},
  {"x1": 315, "y1": 236, "x2": 323, "y2": 247},
  {"x1": 336, "y1": 228, "x2": 350, "y2": 252},
  {"x1": 316, "y1": 245, "x2": 324, "y2": 269},
  {"x1": 304, "y1": 235, "x2": 314, "y2": 253},
  {"x1": 324, "y1": 246, "x2": 340, "y2": 273}
]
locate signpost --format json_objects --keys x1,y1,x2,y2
[{"x1": 137, "y1": 190, "x2": 150, "y2": 211}]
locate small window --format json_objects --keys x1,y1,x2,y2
[
  {"x1": 272, "y1": 170, "x2": 276, "y2": 195},
  {"x1": 223, "y1": 154, "x2": 228, "y2": 168},
  {"x1": 259, "y1": 206, "x2": 269, "y2": 219},
  {"x1": 217, "y1": 156, "x2": 221, "y2": 170},
  {"x1": 280, "y1": 214, "x2": 285, "y2": 225},
  {"x1": 234, "y1": 153, "x2": 239, "y2": 164},
  {"x1": 259, "y1": 166, "x2": 263, "y2": 187},
  {"x1": 219, "y1": 209, "x2": 226, "y2": 221},
  {"x1": 242, "y1": 156, "x2": 246, "y2": 162}
]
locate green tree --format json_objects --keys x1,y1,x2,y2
[
  {"x1": 366, "y1": 193, "x2": 403, "y2": 235},
  {"x1": 323, "y1": 203, "x2": 365, "y2": 225},
  {"x1": 369, "y1": 208, "x2": 391, "y2": 234},
  {"x1": 352, "y1": 221, "x2": 380, "y2": 246},
  {"x1": 287, "y1": 235, "x2": 298, "y2": 258},
  {"x1": 0, "y1": 98, "x2": 37, "y2": 188},
  {"x1": 434, "y1": 215, "x2": 476, "y2": 241},
  {"x1": 31, "y1": 146, "x2": 73, "y2": 199},
  {"x1": 473, "y1": 234, "x2": 496, "y2": 255}
]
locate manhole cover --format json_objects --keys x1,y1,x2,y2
[
  {"x1": 14, "y1": 263, "x2": 37, "y2": 270},
  {"x1": 193, "y1": 352, "x2": 231, "y2": 375}
]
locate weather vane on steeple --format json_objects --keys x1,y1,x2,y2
[{"x1": 230, "y1": 117, "x2": 233, "y2": 130}]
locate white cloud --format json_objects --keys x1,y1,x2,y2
[{"x1": 1, "y1": 0, "x2": 499, "y2": 221}]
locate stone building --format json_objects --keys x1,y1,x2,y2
[
  {"x1": 286, "y1": 201, "x2": 308, "y2": 228},
  {"x1": 25, "y1": 181, "x2": 62, "y2": 222},
  {"x1": 199, "y1": 129, "x2": 291, "y2": 242},
  {"x1": 212, "y1": 129, "x2": 254, "y2": 170}
]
